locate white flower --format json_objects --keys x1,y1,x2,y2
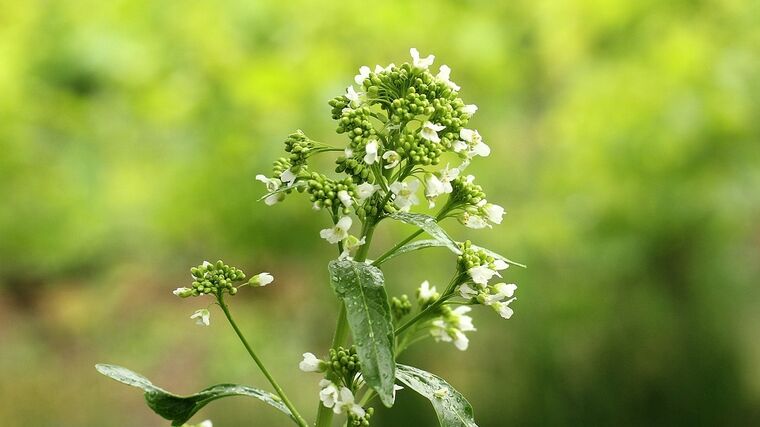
[
  {"x1": 299, "y1": 352, "x2": 323, "y2": 372},
  {"x1": 173, "y1": 287, "x2": 193, "y2": 298},
  {"x1": 389, "y1": 180, "x2": 420, "y2": 211},
  {"x1": 430, "y1": 306, "x2": 476, "y2": 351},
  {"x1": 493, "y1": 259, "x2": 509, "y2": 271},
  {"x1": 249, "y1": 272, "x2": 274, "y2": 287},
  {"x1": 424, "y1": 173, "x2": 446, "y2": 207},
  {"x1": 410, "y1": 48, "x2": 435, "y2": 69},
  {"x1": 333, "y1": 387, "x2": 365, "y2": 418},
  {"x1": 419, "y1": 121, "x2": 446, "y2": 143},
  {"x1": 354, "y1": 66, "x2": 371, "y2": 85},
  {"x1": 339, "y1": 235, "x2": 366, "y2": 260},
  {"x1": 190, "y1": 309, "x2": 210, "y2": 326},
  {"x1": 363, "y1": 140, "x2": 379, "y2": 165},
  {"x1": 382, "y1": 150, "x2": 400, "y2": 169},
  {"x1": 280, "y1": 168, "x2": 297, "y2": 187},
  {"x1": 458, "y1": 283, "x2": 479, "y2": 299},
  {"x1": 356, "y1": 182, "x2": 379, "y2": 200},
  {"x1": 482, "y1": 202, "x2": 504, "y2": 224},
  {"x1": 451, "y1": 306, "x2": 476, "y2": 331},
  {"x1": 488, "y1": 298, "x2": 516, "y2": 319},
  {"x1": 256, "y1": 175, "x2": 285, "y2": 206},
  {"x1": 337, "y1": 190, "x2": 353, "y2": 208},
  {"x1": 319, "y1": 379, "x2": 340, "y2": 408},
  {"x1": 458, "y1": 128, "x2": 490, "y2": 158},
  {"x1": 320, "y1": 216, "x2": 352, "y2": 244},
  {"x1": 374, "y1": 63, "x2": 395, "y2": 73},
  {"x1": 438, "y1": 164, "x2": 460, "y2": 193},
  {"x1": 460, "y1": 212, "x2": 489, "y2": 229},
  {"x1": 462, "y1": 104, "x2": 478, "y2": 116},
  {"x1": 198, "y1": 421, "x2": 213, "y2": 427},
  {"x1": 468, "y1": 265, "x2": 501, "y2": 285},
  {"x1": 492, "y1": 282, "x2": 517, "y2": 298},
  {"x1": 346, "y1": 85, "x2": 361, "y2": 104},
  {"x1": 417, "y1": 280, "x2": 439, "y2": 304},
  {"x1": 436, "y1": 65, "x2": 460, "y2": 91}
]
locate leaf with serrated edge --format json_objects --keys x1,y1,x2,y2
[
  {"x1": 329, "y1": 260, "x2": 396, "y2": 407},
  {"x1": 95, "y1": 364, "x2": 293, "y2": 426},
  {"x1": 396, "y1": 364, "x2": 478, "y2": 427},
  {"x1": 389, "y1": 212, "x2": 461, "y2": 255}
]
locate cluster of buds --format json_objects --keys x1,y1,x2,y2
[
  {"x1": 348, "y1": 407, "x2": 374, "y2": 426},
  {"x1": 456, "y1": 241, "x2": 517, "y2": 320},
  {"x1": 283, "y1": 130, "x2": 314, "y2": 171},
  {"x1": 390, "y1": 294, "x2": 412, "y2": 321},
  {"x1": 173, "y1": 260, "x2": 246, "y2": 298},
  {"x1": 306, "y1": 173, "x2": 357, "y2": 214}
]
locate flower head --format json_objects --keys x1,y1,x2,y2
[
  {"x1": 363, "y1": 140, "x2": 379, "y2": 165},
  {"x1": 319, "y1": 379, "x2": 340, "y2": 408},
  {"x1": 389, "y1": 180, "x2": 420, "y2": 211},
  {"x1": 430, "y1": 306, "x2": 476, "y2": 351},
  {"x1": 320, "y1": 216, "x2": 352, "y2": 244},
  {"x1": 382, "y1": 150, "x2": 400, "y2": 169},
  {"x1": 355, "y1": 182, "x2": 379, "y2": 201},
  {"x1": 419, "y1": 121, "x2": 446, "y2": 143},
  {"x1": 416, "y1": 280, "x2": 440, "y2": 306},
  {"x1": 299, "y1": 352, "x2": 324, "y2": 372},
  {"x1": 333, "y1": 387, "x2": 365, "y2": 418},
  {"x1": 248, "y1": 272, "x2": 274, "y2": 287},
  {"x1": 468, "y1": 265, "x2": 501, "y2": 285},
  {"x1": 410, "y1": 48, "x2": 435, "y2": 69}
]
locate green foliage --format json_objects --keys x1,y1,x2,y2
[
  {"x1": 95, "y1": 364, "x2": 293, "y2": 426},
  {"x1": 395, "y1": 364, "x2": 476, "y2": 427},
  {"x1": 329, "y1": 259, "x2": 396, "y2": 407},
  {"x1": 387, "y1": 212, "x2": 461, "y2": 255}
]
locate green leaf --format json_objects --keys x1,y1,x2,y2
[
  {"x1": 328, "y1": 259, "x2": 396, "y2": 407},
  {"x1": 374, "y1": 239, "x2": 448, "y2": 265},
  {"x1": 388, "y1": 212, "x2": 462, "y2": 255},
  {"x1": 95, "y1": 364, "x2": 293, "y2": 426},
  {"x1": 396, "y1": 364, "x2": 477, "y2": 427},
  {"x1": 470, "y1": 244, "x2": 527, "y2": 268}
]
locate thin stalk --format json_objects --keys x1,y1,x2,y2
[
  {"x1": 217, "y1": 294, "x2": 308, "y2": 427},
  {"x1": 394, "y1": 296, "x2": 448, "y2": 336}
]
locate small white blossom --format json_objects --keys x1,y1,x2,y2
[
  {"x1": 424, "y1": 173, "x2": 447, "y2": 207},
  {"x1": 299, "y1": 352, "x2": 323, "y2": 372},
  {"x1": 346, "y1": 85, "x2": 360, "y2": 104},
  {"x1": 417, "y1": 280, "x2": 439, "y2": 304},
  {"x1": 410, "y1": 47, "x2": 435, "y2": 69},
  {"x1": 344, "y1": 147, "x2": 354, "y2": 157},
  {"x1": 354, "y1": 66, "x2": 371, "y2": 85},
  {"x1": 319, "y1": 379, "x2": 340, "y2": 408},
  {"x1": 337, "y1": 190, "x2": 353, "y2": 208},
  {"x1": 457, "y1": 129, "x2": 490, "y2": 158},
  {"x1": 382, "y1": 150, "x2": 400, "y2": 169},
  {"x1": 438, "y1": 164, "x2": 460, "y2": 193},
  {"x1": 430, "y1": 306, "x2": 476, "y2": 351},
  {"x1": 256, "y1": 175, "x2": 285, "y2": 206},
  {"x1": 488, "y1": 298, "x2": 516, "y2": 319},
  {"x1": 436, "y1": 65, "x2": 460, "y2": 91},
  {"x1": 333, "y1": 387, "x2": 365, "y2": 418},
  {"x1": 468, "y1": 265, "x2": 501, "y2": 285},
  {"x1": 249, "y1": 272, "x2": 274, "y2": 287},
  {"x1": 493, "y1": 259, "x2": 509, "y2": 271},
  {"x1": 320, "y1": 216, "x2": 352, "y2": 244},
  {"x1": 190, "y1": 309, "x2": 210, "y2": 326},
  {"x1": 339, "y1": 235, "x2": 366, "y2": 260},
  {"x1": 363, "y1": 140, "x2": 379, "y2": 165},
  {"x1": 420, "y1": 121, "x2": 446, "y2": 143},
  {"x1": 462, "y1": 104, "x2": 478, "y2": 116},
  {"x1": 356, "y1": 182, "x2": 379, "y2": 200},
  {"x1": 374, "y1": 63, "x2": 395, "y2": 73},
  {"x1": 460, "y1": 212, "x2": 489, "y2": 229},
  {"x1": 173, "y1": 287, "x2": 193, "y2": 298},
  {"x1": 389, "y1": 180, "x2": 420, "y2": 211},
  {"x1": 458, "y1": 283, "x2": 479, "y2": 299},
  {"x1": 280, "y1": 168, "x2": 297, "y2": 187},
  {"x1": 482, "y1": 202, "x2": 504, "y2": 225}
]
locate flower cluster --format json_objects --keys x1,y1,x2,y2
[
  {"x1": 458, "y1": 241, "x2": 517, "y2": 320},
  {"x1": 430, "y1": 305, "x2": 476, "y2": 351},
  {"x1": 390, "y1": 294, "x2": 412, "y2": 321}
]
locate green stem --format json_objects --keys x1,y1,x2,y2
[
  {"x1": 218, "y1": 295, "x2": 309, "y2": 427},
  {"x1": 372, "y1": 229, "x2": 423, "y2": 266},
  {"x1": 394, "y1": 296, "x2": 448, "y2": 336}
]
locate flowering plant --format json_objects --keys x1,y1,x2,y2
[{"x1": 97, "y1": 48, "x2": 523, "y2": 427}]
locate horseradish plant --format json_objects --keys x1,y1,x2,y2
[{"x1": 97, "y1": 48, "x2": 524, "y2": 427}]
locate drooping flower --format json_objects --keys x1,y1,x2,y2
[
  {"x1": 468, "y1": 265, "x2": 501, "y2": 285},
  {"x1": 355, "y1": 182, "x2": 379, "y2": 201},
  {"x1": 410, "y1": 48, "x2": 435, "y2": 69},
  {"x1": 320, "y1": 216, "x2": 352, "y2": 244},
  {"x1": 190, "y1": 309, "x2": 210, "y2": 326},
  {"x1": 337, "y1": 190, "x2": 353, "y2": 208},
  {"x1": 299, "y1": 352, "x2": 324, "y2": 372},
  {"x1": 389, "y1": 180, "x2": 420, "y2": 211},
  {"x1": 363, "y1": 140, "x2": 379, "y2": 165},
  {"x1": 382, "y1": 150, "x2": 400, "y2": 169},
  {"x1": 420, "y1": 121, "x2": 446, "y2": 143},
  {"x1": 249, "y1": 272, "x2": 274, "y2": 287},
  {"x1": 436, "y1": 65, "x2": 460, "y2": 91},
  {"x1": 354, "y1": 66, "x2": 371, "y2": 85},
  {"x1": 255, "y1": 175, "x2": 285, "y2": 206}
]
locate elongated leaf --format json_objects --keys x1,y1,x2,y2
[
  {"x1": 374, "y1": 239, "x2": 448, "y2": 265},
  {"x1": 95, "y1": 364, "x2": 293, "y2": 426},
  {"x1": 328, "y1": 259, "x2": 396, "y2": 407},
  {"x1": 471, "y1": 244, "x2": 527, "y2": 268},
  {"x1": 389, "y1": 212, "x2": 461, "y2": 255},
  {"x1": 396, "y1": 364, "x2": 477, "y2": 427}
]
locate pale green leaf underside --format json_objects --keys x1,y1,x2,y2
[
  {"x1": 388, "y1": 212, "x2": 461, "y2": 255},
  {"x1": 396, "y1": 364, "x2": 478, "y2": 427},
  {"x1": 329, "y1": 259, "x2": 396, "y2": 407},
  {"x1": 377, "y1": 238, "x2": 527, "y2": 268},
  {"x1": 95, "y1": 364, "x2": 293, "y2": 426}
]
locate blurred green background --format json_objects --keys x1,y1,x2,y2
[{"x1": 1, "y1": 0, "x2": 759, "y2": 425}]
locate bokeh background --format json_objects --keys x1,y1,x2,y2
[{"x1": 1, "y1": 0, "x2": 759, "y2": 425}]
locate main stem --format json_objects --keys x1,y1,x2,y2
[
  {"x1": 314, "y1": 221, "x2": 377, "y2": 427},
  {"x1": 218, "y1": 295, "x2": 309, "y2": 427}
]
